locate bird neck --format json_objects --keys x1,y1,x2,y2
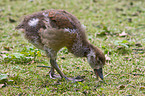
[
  {"x1": 85, "y1": 43, "x2": 96, "y2": 57},
  {"x1": 69, "y1": 41, "x2": 96, "y2": 57}
]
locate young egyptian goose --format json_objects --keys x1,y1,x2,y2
[{"x1": 16, "y1": 9, "x2": 105, "y2": 81}]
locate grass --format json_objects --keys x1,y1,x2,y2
[{"x1": 0, "y1": 0, "x2": 145, "y2": 95}]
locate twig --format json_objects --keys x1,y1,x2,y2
[
  {"x1": 37, "y1": 65, "x2": 51, "y2": 68},
  {"x1": 129, "y1": 73, "x2": 144, "y2": 76},
  {"x1": 105, "y1": 73, "x2": 144, "y2": 76}
]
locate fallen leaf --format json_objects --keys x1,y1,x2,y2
[
  {"x1": 0, "y1": 74, "x2": 8, "y2": 80},
  {"x1": 97, "y1": 31, "x2": 108, "y2": 36},
  {"x1": 9, "y1": 18, "x2": 16, "y2": 23},
  {"x1": 60, "y1": 56, "x2": 65, "y2": 59},
  {"x1": 135, "y1": 43, "x2": 142, "y2": 47},
  {"x1": 82, "y1": 90, "x2": 88, "y2": 95},
  {"x1": 125, "y1": 27, "x2": 134, "y2": 30},
  {"x1": 0, "y1": 74, "x2": 8, "y2": 84},
  {"x1": 0, "y1": 54, "x2": 7, "y2": 58},
  {"x1": 140, "y1": 86, "x2": 145, "y2": 90},
  {"x1": 127, "y1": 94, "x2": 132, "y2": 96},
  {"x1": 75, "y1": 75, "x2": 85, "y2": 79},
  {"x1": 51, "y1": 88, "x2": 58, "y2": 92},
  {"x1": 4, "y1": 46, "x2": 12, "y2": 51},
  {"x1": 105, "y1": 54, "x2": 111, "y2": 61},
  {"x1": 115, "y1": 8, "x2": 123, "y2": 11},
  {"x1": 130, "y1": 2, "x2": 133, "y2": 6},
  {"x1": 132, "y1": 48, "x2": 144, "y2": 51},
  {"x1": 0, "y1": 51, "x2": 8, "y2": 54},
  {"x1": 132, "y1": 13, "x2": 139, "y2": 16},
  {"x1": 122, "y1": 13, "x2": 127, "y2": 16},
  {"x1": 128, "y1": 18, "x2": 132, "y2": 22},
  {"x1": 29, "y1": 0, "x2": 34, "y2": 2},
  {"x1": 0, "y1": 84, "x2": 4, "y2": 88},
  {"x1": 119, "y1": 85, "x2": 125, "y2": 90},
  {"x1": 74, "y1": 88, "x2": 80, "y2": 91},
  {"x1": 7, "y1": 80, "x2": 14, "y2": 85},
  {"x1": 119, "y1": 31, "x2": 128, "y2": 37},
  {"x1": 123, "y1": 57, "x2": 132, "y2": 61},
  {"x1": 117, "y1": 46, "x2": 124, "y2": 49},
  {"x1": 30, "y1": 60, "x2": 35, "y2": 64},
  {"x1": 12, "y1": 53, "x2": 24, "y2": 58},
  {"x1": 54, "y1": 81, "x2": 61, "y2": 85},
  {"x1": 0, "y1": 9, "x2": 4, "y2": 12}
]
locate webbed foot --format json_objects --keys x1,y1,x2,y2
[
  {"x1": 64, "y1": 77, "x2": 84, "y2": 83},
  {"x1": 49, "y1": 71, "x2": 61, "y2": 79}
]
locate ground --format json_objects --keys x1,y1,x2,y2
[{"x1": 0, "y1": 0, "x2": 145, "y2": 95}]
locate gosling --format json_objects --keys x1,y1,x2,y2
[{"x1": 16, "y1": 9, "x2": 105, "y2": 82}]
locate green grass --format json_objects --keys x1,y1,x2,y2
[{"x1": 0, "y1": 0, "x2": 145, "y2": 95}]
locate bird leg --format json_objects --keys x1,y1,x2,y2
[
  {"x1": 49, "y1": 67, "x2": 61, "y2": 79},
  {"x1": 44, "y1": 47, "x2": 61, "y2": 79},
  {"x1": 50, "y1": 58, "x2": 84, "y2": 82},
  {"x1": 45, "y1": 47, "x2": 83, "y2": 82},
  {"x1": 50, "y1": 58, "x2": 68, "y2": 79}
]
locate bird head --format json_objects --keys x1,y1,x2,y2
[
  {"x1": 15, "y1": 16, "x2": 29, "y2": 30},
  {"x1": 15, "y1": 15, "x2": 45, "y2": 31},
  {"x1": 87, "y1": 45, "x2": 105, "y2": 80}
]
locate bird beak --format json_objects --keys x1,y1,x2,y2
[
  {"x1": 94, "y1": 68, "x2": 103, "y2": 80},
  {"x1": 15, "y1": 24, "x2": 23, "y2": 29},
  {"x1": 15, "y1": 24, "x2": 25, "y2": 33}
]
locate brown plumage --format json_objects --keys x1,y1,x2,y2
[{"x1": 16, "y1": 9, "x2": 105, "y2": 81}]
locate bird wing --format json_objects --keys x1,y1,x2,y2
[
  {"x1": 42, "y1": 10, "x2": 81, "y2": 29},
  {"x1": 38, "y1": 28, "x2": 77, "y2": 51}
]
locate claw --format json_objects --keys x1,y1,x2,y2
[
  {"x1": 64, "y1": 77, "x2": 84, "y2": 83},
  {"x1": 49, "y1": 71, "x2": 61, "y2": 79}
]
